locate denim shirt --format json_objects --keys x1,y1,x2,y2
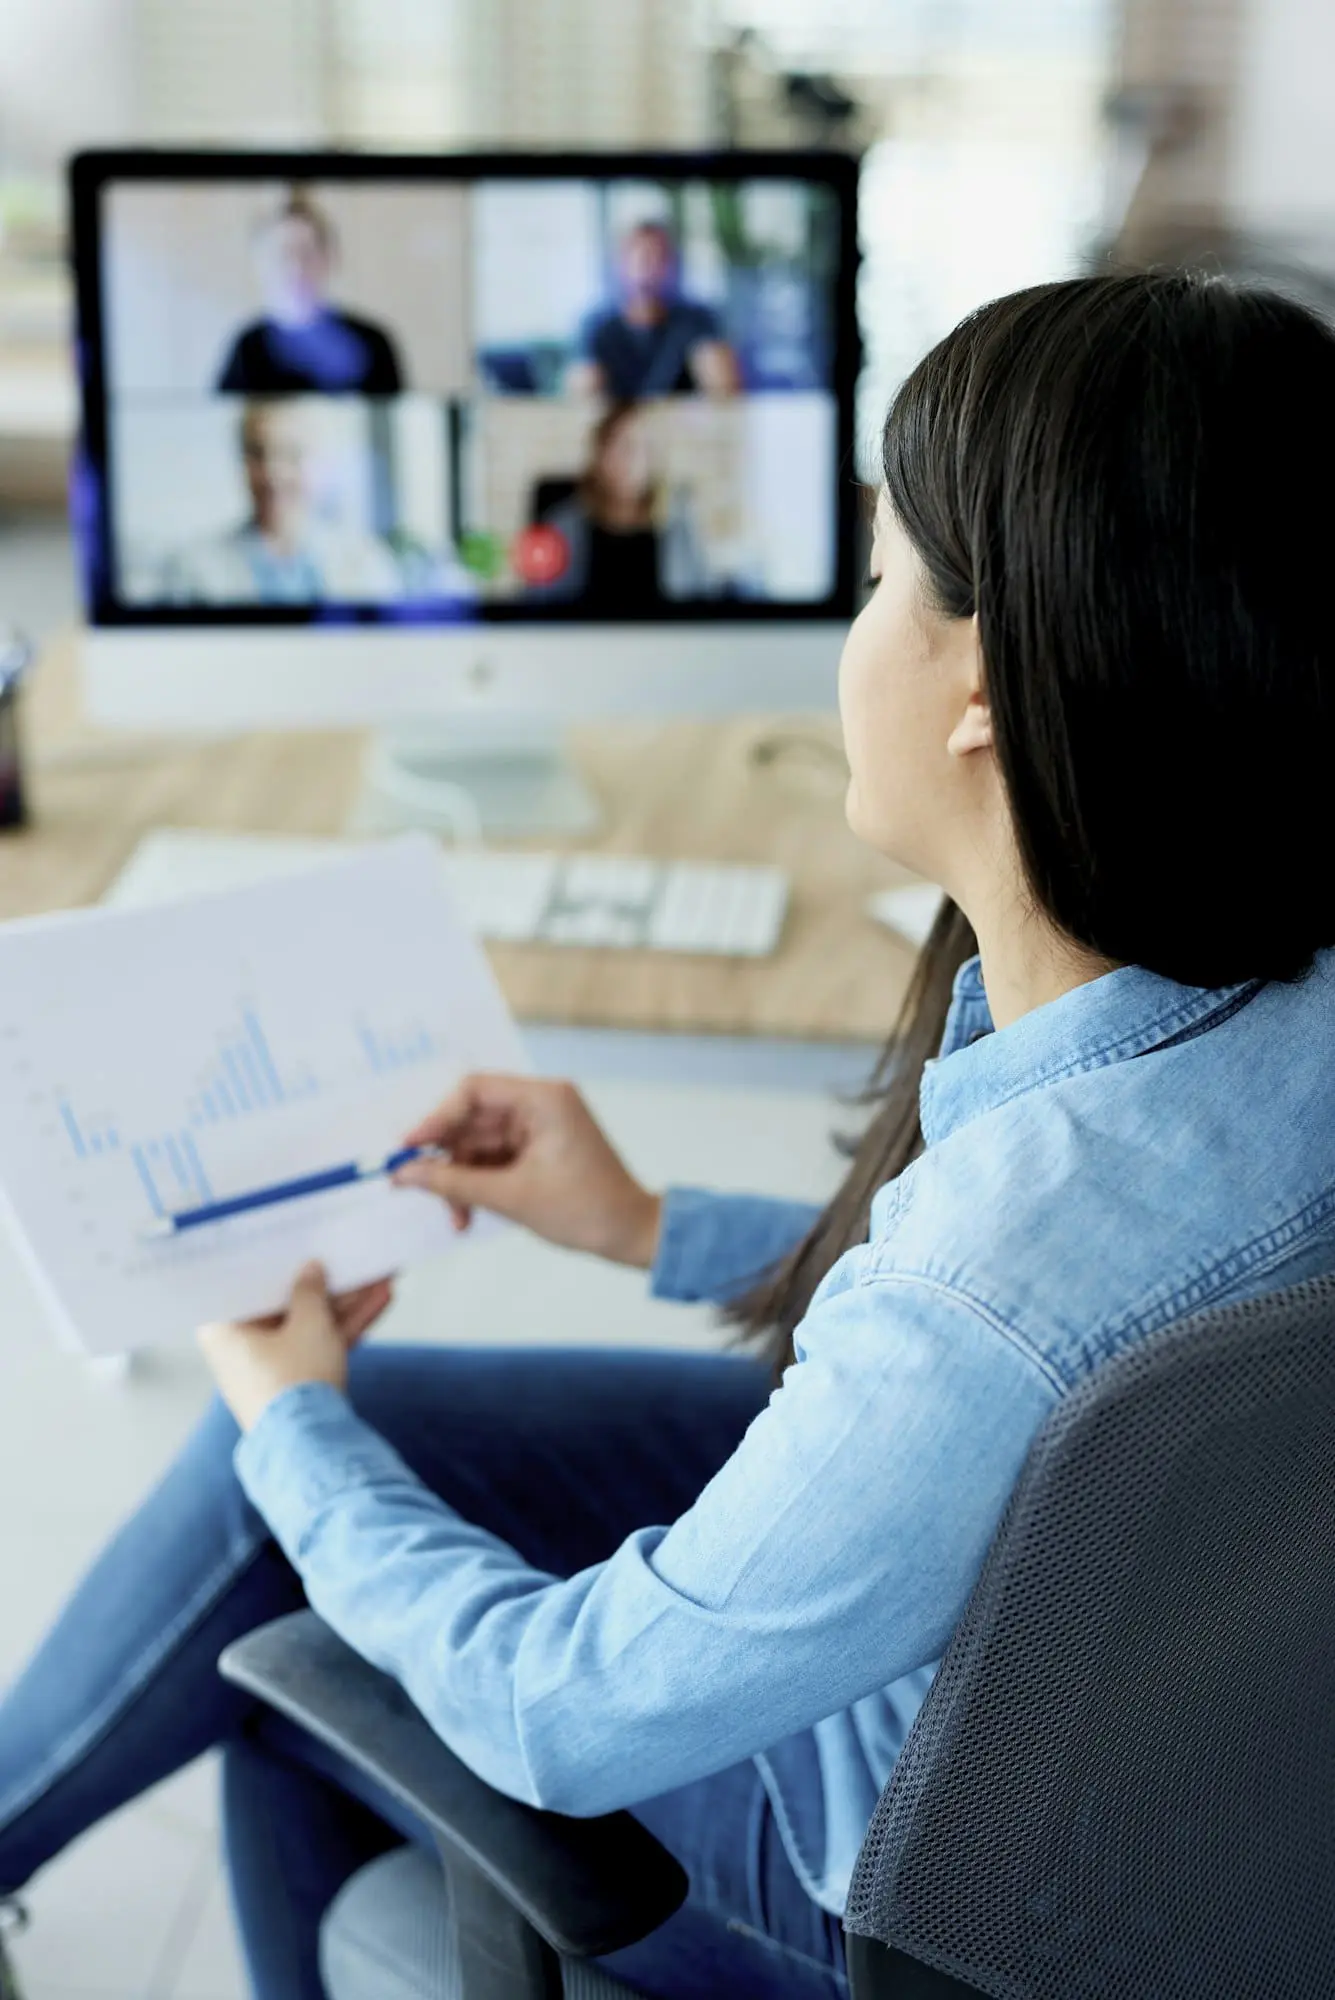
[{"x1": 236, "y1": 950, "x2": 1335, "y2": 1914}]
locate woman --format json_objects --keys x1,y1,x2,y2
[
  {"x1": 216, "y1": 191, "x2": 405, "y2": 397},
  {"x1": 162, "y1": 399, "x2": 404, "y2": 607},
  {"x1": 525, "y1": 400, "x2": 711, "y2": 610},
  {"x1": 4, "y1": 271, "x2": 1335, "y2": 1999}
]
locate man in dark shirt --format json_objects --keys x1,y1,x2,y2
[
  {"x1": 567, "y1": 221, "x2": 739, "y2": 399},
  {"x1": 216, "y1": 194, "x2": 404, "y2": 396}
]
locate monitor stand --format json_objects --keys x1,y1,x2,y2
[{"x1": 351, "y1": 720, "x2": 601, "y2": 842}]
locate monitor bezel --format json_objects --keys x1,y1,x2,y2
[{"x1": 69, "y1": 146, "x2": 863, "y2": 633}]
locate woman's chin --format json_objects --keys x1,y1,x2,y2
[
  {"x1": 844, "y1": 787, "x2": 926, "y2": 875},
  {"x1": 844, "y1": 780, "x2": 887, "y2": 851}
]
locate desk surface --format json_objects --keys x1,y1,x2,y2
[{"x1": 7, "y1": 634, "x2": 921, "y2": 1043}]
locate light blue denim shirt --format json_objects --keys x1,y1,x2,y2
[{"x1": 235, "y1": 950, "x2": 1335, "y2": 1914}]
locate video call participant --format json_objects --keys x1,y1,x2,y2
[
  {"x1": 567, "y1": 221, "x2": 741, "y2": 399},
  {"x1": 216, "y1": 192, "x2": 405, "y2": 396},
  {"x1": 163, "y1": 399, "x2": 403, "y2": 605},
  {"x1": 524, "y1": 401, "x2": 711, "y2": 611}
]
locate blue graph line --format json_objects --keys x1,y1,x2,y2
[
  {"x1": 221, "y1": 1050, "x2": 253, "y2": 1112},
  {"x1": 357, "y1": 1020, "x2": 435, "y2": 1075},
  {"x1": 163, "y1": 1136, "x2": 192, "y2": 1194},
  {"x1": 131, "y1": 1144, "x2": 165, "y2": 1218},
  {"x1": 180, "y1": 1131, "x2": 214, "y2": 1203},
  {"x1": 58, "y1": 1102, "x2": 87, "y2": 1158},
  {"x1": 245, "y1": 1010, "x2": 285, "y2": 1103},
  {"x1": 240, "y1": 1043, "x2": 267, "y2": 1105}
]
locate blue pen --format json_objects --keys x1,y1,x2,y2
[{"x1": 139, "y1": 1144, "x2": 438, "y2": 1240}]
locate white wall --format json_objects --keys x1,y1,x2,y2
[
  {"x1": 133, "y1": 0, "x2": 326, "y2": 144},
  {"x1": 0, "y1": 0, "x2": 137, "y2": 165},
  {"x1": 1226, "y1": 0, "x2": 1335, "y2": 233},
  {"x1": 0, "y1": 0, "x2": 713, "y2": 167},
  {"x1": 459, "y1": 0, "x2": 712, "y2": 146}
]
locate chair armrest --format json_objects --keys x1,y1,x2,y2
[{"x1": 219, "y1": 1611, "x2": 688, "y2": 1959}]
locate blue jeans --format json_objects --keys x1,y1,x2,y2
[{"x1": 0, "y1": 1345, "x2": 848, "y2": 1999}]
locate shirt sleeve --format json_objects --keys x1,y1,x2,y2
[
  {"x1": 215, "y1": 329, "x2": 250, "y2": 393},
  {"x1": 649, "y1": 1185, "x2": 820, "y2": 1305},
  {"x1": 577, "y1": 307, "x2": 610, "y2": 364},
  {"x1": 682, "y1": 300, "x2": 723, "y2": 344},
  {"x1": 234, "y1": 1257, "x2": 1058, "y2": 1819}
]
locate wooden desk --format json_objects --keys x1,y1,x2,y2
[
  {"x1": 6, "y1": 634, "x2": 921, "y2": 1042},
  {"x1": 0, "y1": 340, "x2": 76, "y2": 507}
]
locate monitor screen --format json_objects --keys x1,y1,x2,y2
[{"x1": 71, "y1": 152, "x2": 860, "y2": 630}]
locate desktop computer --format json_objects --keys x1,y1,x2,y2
[{"x1": 69, "y1": 148, "x2": 860, "y2": 943}]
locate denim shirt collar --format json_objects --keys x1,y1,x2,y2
[{"x1": 920, "y1": 955, "x2": 1261, "y2": 1147}]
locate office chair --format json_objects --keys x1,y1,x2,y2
[
  {"x1": 529, "y1": 476, "x2": 580, "y2": 526},
  {"x1": 221, "y1": 1273, "x2": 1335, "y2": 1999}
]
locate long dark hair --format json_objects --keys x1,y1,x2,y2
[
  {"x1": 579, "y1": 401, "x2": 659, "y2": 528},
  {"x1": 735, "y1": 271, "x2": 1335, "y2": 1369}
]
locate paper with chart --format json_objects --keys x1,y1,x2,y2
[{"x1": 0, "y1": 836, "x2": 527, "y2": 1354}]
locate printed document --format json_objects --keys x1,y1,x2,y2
[{"x1": 0, "y1": 836, "x2": 525, "y2": 1353}]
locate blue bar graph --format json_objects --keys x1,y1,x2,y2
[
  {"x1": 181, "y1": 1133, "x2": 212, "y2": 1201},
  {"x1": 59, "y1": 1102, "x2": 87, "y2": 1159},
  {"x1": 58, "y1": 1103, "x2": 122, "y2": 1158},
  {"x1": 240, "y1": 1044, "x2": 267, "y2": 1104},
  {"x1": 221, "y1": 1049, "x2": 253, "y2": 1111},
  {"x1": 358, "y1": 1020, "x2": 436, "y2": 1075},
  {"x1": 245, "y1": 1010, "x2": 285, "y2": 1102},
  {"x1": 131, "y1": 1144, "x2": 164, "y2": 1218},
  {"x1": 192, "y1": 1009, "x2": 300, "y2": 1119},
  {"x1": 130, "y1": 1129, "x2": 213, "y2": 1216},
  {"x1": 52, "y1": 1000, "x2": 441, "y2": 1231}
]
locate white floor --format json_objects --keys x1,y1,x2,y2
[{"x1": 1, "y1": 1071, "x2": 848, "y2": 1998}]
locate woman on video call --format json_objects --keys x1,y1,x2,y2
[
  {"x1": 525, "y1": 400, "x2": 712, "y2": 612},
  {"x1": 216, "y1": 191, "x2": 405, "y2": 398},
  {"x1": 3, "y1": 272, "x2": 1335, "y2": 2000},
  {"x1": 163, "y1": 399, "x2": 405, "y2": 606}
]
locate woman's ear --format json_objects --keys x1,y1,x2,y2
[
  {"x1": 946, "y1": 617, "x2": 993, "y2": 758},
  {"x1": 946, "y1": 692, "x2": 994, "y2": 758}
]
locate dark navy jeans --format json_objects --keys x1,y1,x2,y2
[{"x1": 0, "y1": 1345, "x2": 848, "y2": 1999}]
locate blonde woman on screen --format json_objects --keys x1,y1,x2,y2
[{"x1": 163, "y1": 400, "x2": 403, "y2": 606}]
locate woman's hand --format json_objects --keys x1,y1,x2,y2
[
  {"x1": 394, "y1": 1073, "x2": 663, "y2": 1268},
  {"x1": 198, "y1": 1263, "x2": 394, "y2": 1433}
]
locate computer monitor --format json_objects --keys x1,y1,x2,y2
[{"x1": 70, "y1": 150, "x2": 860, "y2": 827}]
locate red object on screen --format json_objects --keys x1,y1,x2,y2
[{"x1": 511, "y1": 524, "x2": 570, "y2": 585}]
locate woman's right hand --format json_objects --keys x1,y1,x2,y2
[{"x1": 393, "y1": 1073, "x2": 663, "y2": 1269}]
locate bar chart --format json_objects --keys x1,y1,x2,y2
[
  {"x1": 189, "y1": 1008, "x2": 312, "y2": 1123},
  {"x1": 50, "y1": 1002, "x2": 447, "y2": 1224},
  {"x1": 357, "y1": 1019, "x2": 439, "y2": 1075}
]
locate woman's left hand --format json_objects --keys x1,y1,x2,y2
[{"x1": 198, "y1": 1262, "x2": 394, "y2": 1434}]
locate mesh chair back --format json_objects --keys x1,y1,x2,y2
[{"x1": 844, "y1": 1276, "x2": 1335, "y2": 2000}]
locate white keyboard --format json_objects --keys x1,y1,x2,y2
[
  {"x1": 438, "y1": 850, "x2": 787, "y2": 955},
  {"x1": 109, "y1": 832, "x2": 790, "y2": 959}
]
